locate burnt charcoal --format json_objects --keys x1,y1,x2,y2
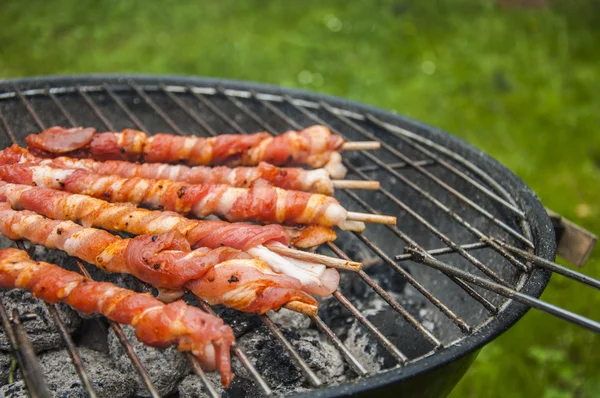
[
  {"x1": 213, "y1": 306, "x2": 262, "y2": 338},
  {"x1": 342, "y1": 288, "x2": 436, "y2": 369},
  {"x1": 107, "y1": 325, "x2": 190, "y2": 397},
  {"x1": 75, "y1": 318, "x2": 110, "y2": 353},
  {"x1": 1, "y1": 347, "x2": 133, "y2": 398},
  {"x1": 0, "y1": 352, "x2": 12, "y2": 386},
  {"x1": 0, "y1": 290, "x2": 81, "y2": 354},
  {"x1": 178, "y1": 372, "x2": 260, "y2": 398},
  {"x1": 0, "y1": 381, "x2": 27, "y2": 398},
  {"x1": 236, "y1": 316, "x2": 346, "y2": 395}
]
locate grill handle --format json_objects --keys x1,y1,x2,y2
[{"x1": 546, "y1": 208, "x2": 597, "y2": 267}]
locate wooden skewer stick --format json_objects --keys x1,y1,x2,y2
[
  {"x1": 347, "y1": 211, "x2": 396, "y2": 225},
  {"x1": 284, "y1": 301, "x2": 318, "y2": 316},
  {"x1": 266, "y1": 244, "x2": 362, "y2": 271},
  {"x1": 338, "y1": 220, "x2": 366, "y2": 232},
  {"x1": 341, "y1": 141, "x2": 381, "y2": 151},
  {"x1": 332, "y1": 180, "x2": 380, "y2": 190}
]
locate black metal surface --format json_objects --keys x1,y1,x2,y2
[{"x1": 0, "y1": 74, "x2": 567, "y2": 397}]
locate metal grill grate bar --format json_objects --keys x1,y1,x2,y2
[
  {"x1": 261, "y1": 314, "x2": 322, "y2": 387},
  {"x1": 196, "y1": 301, "x2": 273, "y2": 395},
  {"x1": 322, "y1": 103, "x2": 530, "y2": 234},
  {"x1": 281, "y1": 95, "x2": 530, "y2": 273},
  {"x1": 365, "y1": 114, "x2": 526, "y2": 218},
  {"x1": 160, "y1": 84, "x2": 219, "y2": 136},
  {"x1": 342, "y1": 187, "x2": 498, "y2": 314},
  {"x1": 311, "y1": 314, "x2": 369, "y2": 376},
  {"x1": 327, "y1": 242, "x2": 442, "y2": 349},
  {"x1": 405, "y1": 248, "x2": 600, "y2": 333},
  {"x1": 187, "y1": 354, "x2": 220, "y2": 398},
  {"x1": 0, "y1": 298, "x2": 52, "y2": 398},
  {"x1": 493, "y1": 241, "x2": 600, "y2": 290},
  {"x1": 10, "y1": 308, "x2": 53, "y2": 398}
]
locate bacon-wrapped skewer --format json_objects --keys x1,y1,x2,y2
[
  {"x1": 0, "y1": 248, "x2": 235, "y2": 386},
  {"x1": 0, "y1": 203, "x2": 318, "y2": 315},
  {"x1": 25, "y1": 126, "x2": 379, "y2": 179},
  {"x1": 0, "y1": 182, "x2": 345, "y2": 295},
  {"x1": 1, "y1": 145, "x2": 379, "y2": 195},
  {"x1": 0, "y1": 163, "x2": 396, "y2": 230}
]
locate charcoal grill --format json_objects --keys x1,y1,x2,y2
[{"x1": 0, "y1": 75, "x2": 598, "y2": 398}]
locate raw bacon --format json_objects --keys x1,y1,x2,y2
[{"x1": 0, "y1": 248, "x2": 235, "y2": 386}]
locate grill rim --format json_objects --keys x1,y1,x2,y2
[{"x1": 0, "y1": 74, "x2": 556, "y2": 397}]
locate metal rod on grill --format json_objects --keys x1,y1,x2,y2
[
  {"x1": 10, "y1": 308, "x2": 53, "y2": 398},
  {"x1": 73, "y1": 261, "x2": 162, "y2": 398},
  {"x1": 341, "y1": 187, "x2": 501, "y2": 312},
  {"x1": 0, "y1": 300, "x2": 52, "y2": 398},
  {"x1": 187, "y1": 354, "x2": 220, "y2": 398},
  {"x1": 195, "y1": 301, "x2": 273, "y2": 395},
  {"x1": 261, "y1": 314, "x2": 323, "y2": 387},
  {"x1": 492, "y1": 239, "x2": 600, "y2": 290},
  {"x1": 405, "y1": 247, "x2": 600, "y2": 333},
  {"x1": 327, "y1": 242, "x2": 443, "y2": 350},
  {"x1": 46, "y1": 304, "x2": 98, "y2": 398},
  {"x1": 311, "y1": 314, "x2": 369, "y2": 376}
]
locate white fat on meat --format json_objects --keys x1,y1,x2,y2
[
  {"x1": 247, "y1": 245, "x2": 338, "y2": 296},
  {"x1": 324, "y1": 152, "x2": 347, "y2": 179},
  {"x1": 302, "y1": 168, "x2": 332, "y2": 192},
  {"x1": 323, "y1": 202, "x2": 347, "y2": 227},
  {"x1": 32, "y1": 165, "x2": 74, "y2": 189}
]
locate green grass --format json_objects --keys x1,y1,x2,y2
[{"x1": 1, "y1": 0, "x2": 599, "y2": 396}]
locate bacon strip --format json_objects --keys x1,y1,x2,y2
[
  {"x1": 0, "y1": 203, "x2": 317, "y2": 314},
  {"x1": 25, "y1": 125, "x2": 348, "y2": 178},
  {"x1": 0, "y1": 163, "x2": 347, "y2": 227},
  {"x1": 2, "y1": 145, "x2": 335, "y2": 195},
  {"x1": 0, "y1": 248, "x2": 235, "y2": 386},
  {"x1": 0, "y1": 182, "x2": 339, "y2": 296}
]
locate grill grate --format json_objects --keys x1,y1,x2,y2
[{"x1": 0, "y1": 77, "x2": 597, "y2": 397}]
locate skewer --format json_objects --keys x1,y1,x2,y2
[
  {"x1": 284, "y1": 301, "x2": 318, "y2": 316},
  {"x1": 347, "y1": 211, "x2": 397, "y2": 225},
  {"x1": 267, "y1": 243, "x2": 362, "y2": 271},
  {"x1": 341, "y1": 141, "x2": 381, "y2": 151},
  {"x1": 332, "y1": 180, "x2": 380, "y2": 190}
]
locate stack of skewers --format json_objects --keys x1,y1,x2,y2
[{"x1": 0, "y1": 125, "x2": 394, "y2": 386}]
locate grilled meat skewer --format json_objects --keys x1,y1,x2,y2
[
  {"x1": 0, "y1": 248, "x2": 235, "y2": 386},
  {"x1": 0, "y1": 203, "x2": 319, "y2": 314},
  {"x1": 0, "y1": 182, "x2": 343, "y2": 295},
  {"x1": 25, "y1": 125, "x2": 351, "y2": 178},
  {"x1": 0, "y1": 163, "x2": 381, "y2": 230}
]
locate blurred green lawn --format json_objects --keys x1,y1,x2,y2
[{"x1": 1, "y1": 0, "x2": 599, "y2": 396}]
